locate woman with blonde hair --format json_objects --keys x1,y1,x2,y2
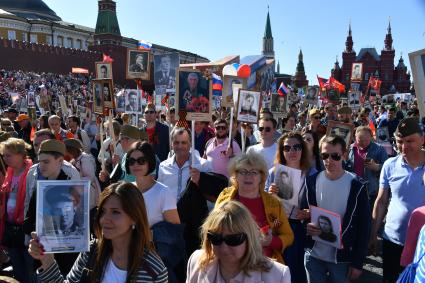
[
  {"x1": 186, "y1": 200, "x2": 291, "y2": 282},
  {"x1": 28, "y1": 181, "x2": 168, "y2": 282},
  {"x1": 215, "y1": 152, "x2": 293, "y2": 264},
  {"x1": 0, "y1": 137, "x2": 33, "y2": 282}
]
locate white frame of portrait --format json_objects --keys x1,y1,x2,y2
[
  {"x1": 36, "y1": 180, "x2": 90, "y2": 253},
  {"x1": 326, "y1": 120, "x2": 355, "y2": 149},
  {"x1": 175, "y1": 68, "x2": 213, "y2": 122},
  {"x1": 409, "y1": 48, "x2": 425, "y2": 117},
  {"x1": 124, "y1": 89, "x2": 143, "y2": 114},
  {"x1": 153, "y1": 52, "x2": 179, "y2": 92},
  {"x1": 310, "y1": 205, "x2": 342, "y2": 249},
  {"x1": 236, "y1": 89, "x2": 262, "y2": 124},
  {"x1": 222, "y1": 75, "x2": 247, "y2": 108},
  {"x1": 95, "y1": 61, "x2": 114, "y2": 82},
  {"x1": 305, "y1": 86, "x2": 319, "y2": 105},
  {"x1": 126, "y1": 49, "x2": 151, "y2": 80},
  {"x1": 351, "y1": 62, "x2": 363, "y2": 81}
]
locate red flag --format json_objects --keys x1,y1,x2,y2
[
  {"x1": 325, "y1": 77, "x2": 345, "y2": 93},
  {"x1": 102, "y1": 54, "x2": 114, "y2": 63},
  {"x1": 30, "y1": 126, "x2": 36, "y2": 142},
  {"x1": 147, "y1": 94, "x2": 153, "y2": 104},
  {"x1": 369, "y1": 120, "x2": 376, "y2": 139},
  {"x1": 368, "y1": 76, "x2": 382, "y2": 90},
  {"x1": 317, "y1": 76, "x2": 328, "y2": 89},
  {"x1": 161, "y1": 94, "x2": 169, "y2": 106}
]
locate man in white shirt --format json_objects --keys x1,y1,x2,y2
[
  {"x1": 247, "y1": 118, "x2": 278, "y2": 170},
  {"x1": 67, "y1": 115, "x2": 91, "y2": 154},
  {"x1": 157, "y1": 127, "x2": 212, "y2": 201}
]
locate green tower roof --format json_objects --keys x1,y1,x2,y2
[
  {"x1": 95, "y1": 2, "x2": 121, "y2": 36},
  {"x1": 264, "y1": 10, "x2": 272, "y2": 38}
]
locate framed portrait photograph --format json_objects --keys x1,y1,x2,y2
[
  {"x1": 271, "y1": 93, "x2": 287, "y2": 113},
  {"x1": 95, "y1": 62, "x2": 113, "y2": 80},
  {"x1": 36, "y1": 180, "x2": 90, "y2": 253},
  {"x1": 115, "y1": 91, "x2": 126, "y2": 113},
  {"x1": 92, "y1": 81, "x2": 103, "y2": 114},
  {"x1": 126, "y1": 49, "x2": 150, "y2": 80},
  {"x1": 124, "y1": 89, "x2": 142, "y2": 113},
  {"x1": 326, "y1": 120, "x2": 355, "y2": 148},
  {"x1": 310, "y1": 205, "x2": 342, "y2": 249},
  {"x1": 376, "y1": 126, "x2": 390, "y2": 143},
  {"x1": 176, "y1": 68, "x2": 212, "y2": 121},
  {"x1": 348, "y1": 91, "x2": 360, "y2": 106},
  {"x1": 409, "y1": 48, "x2": 425, "y2": 117},
  {"x1": 351, "y1": 62, "x2": 363, "y2": 81},
  {"x1": 305, "y1": 86, "x2": 318, "y2": 105},
  {"x1": 222, "y1": 76, "x2": 246, "y2": 108},
  {"x1": 27, "y1": 91, "x2": 35, "y2": 106},
  {"x1": 154, "y1": 52, "x2": 179, "y2": 92},
  {"x1": 236, "y1": 89, "x2": 261, "y2": 124}
]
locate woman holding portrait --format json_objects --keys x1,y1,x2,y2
[{"x1": 216, "y1": 152, "x2": 293, "y2": 263}]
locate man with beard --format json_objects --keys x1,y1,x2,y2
[{"x1": 203, "y1": 119, "x2": 241, "y2": 177}]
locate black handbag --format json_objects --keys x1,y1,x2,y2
[{"x1": 2, "y1": 222, "x2": 25, "y2": 247}]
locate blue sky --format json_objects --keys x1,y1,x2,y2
[{"x1": 44, "y1": 0, "x2": 425, "y2": 84}]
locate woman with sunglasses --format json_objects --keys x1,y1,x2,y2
[
  {"x1": 28, "y1": 182, "x2": 168, "y2": 282},
  {"x1": 266, "y1": 132, "x2": 311, "y2": 283},
  {"x1": 302, "y1": 129, "x2": 324, "y2": 173},
  {"x1": 216, "y1": 152, "x2": 293, "y2": 264},
  {"x1": 126, "y1": 141, "x2": 180, "y2": 227},
  {"x1": 307, "y1": 109, "x2": 326, "y2": 140},
  {"x1": 186, "y1": 200, "x2": 291, "y2": 283}
]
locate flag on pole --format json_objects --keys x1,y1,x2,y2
[
  {"x1": 137, "y1": 40, "x2": 152, "y2": 50},
  {"x1": 325, "y1": 77, "x2": 345, "y2": 93},
  {"x1": 212, "y1": 73, "x2": 223, "y2": 96},
  {"x1": 102, "y1": 54, "x2": 114, "y2": 63},
  {"x1": 317, "y1": 76, "x2": 328, "y2": 89},
  {"x1": 277, "y1": 82, "x2": 289, "y2": 97}
]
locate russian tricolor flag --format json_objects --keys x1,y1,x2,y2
[
  {"x1": 278, "y1": 82, "x2": 289, "y2": 97},
  {"x1": 138, "y1": 40, "x2": 152, "y2": 50},
  {"x1": 212, "y1": 73, "x2": 223, "y2": 96}
]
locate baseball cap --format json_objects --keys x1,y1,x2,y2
[
  {"x1": 395, "y1": 117, "x2": 423, "y2": 138},
  {"x1": 16, "y1": 114, "x2": 29, "y2": 122}
]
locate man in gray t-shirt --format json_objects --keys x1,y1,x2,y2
[{"x1": 303, "y1": 135, "x2": 371, "y2": 283}]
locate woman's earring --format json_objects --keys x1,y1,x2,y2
[{"x1": 132, "y1": 224, "x2": 136, "y2": 230}]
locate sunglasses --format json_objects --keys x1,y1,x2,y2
[
  {"x1": 207, "y1": 232, "x2": 247, "y2": 246},
  {"x1": 258, "y1": 126, "x2": 271, "y2": 132},
  {"x1": 312, "y1": 116, "x2": 321, "y2": 120},
  {"x1": 127, "y1": 156, "x2": 147, "y2": 166},
  {"x1": 215, "y1": 126, "x2": 227, "y2": 131},
  {"x1": 320, "y1": 152, "x2": 342, "y2": 161},
  {"x1": 145, "y1": 110, "x2": 155, "y2": 114},
  {"x1": 282, "y1": 144, "x2": 302, "y2": 152},
  {"x1": 237, "y1": 170, "x2": 260, "y2": 177}
]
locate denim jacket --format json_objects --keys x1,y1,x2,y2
[
  {"x1": 345, "y1": 142, "x2": 388, "y2": 195},
  {"x1": 301, "y1": 172, "x2": 371, "y2": 270}
]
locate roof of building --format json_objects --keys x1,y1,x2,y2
[
  {"x1": 0, "y1": 0, "x2": 61, "y2": 21},
  {"x1": 356, "y1": 48, "x2": 380, "y2": 61}
]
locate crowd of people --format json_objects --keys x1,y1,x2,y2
[{"x1": 0, "y1": 68, "x2": 424, "y2": 283}]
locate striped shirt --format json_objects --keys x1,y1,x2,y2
[{"x1": 37, "y1": 248, "x2": 168, "y2": 283}]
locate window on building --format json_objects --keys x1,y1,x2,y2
[
  {"x1": 22, "y1": 32, "x2": 27, "y2": 42},
  {"x1": 7, "y1": 30, "x2": 16, "y2": 40},
  {"x1": 67, "y1": 38, "x2": 73, "y2": 48},
  {"x1": 76, "y1": 39, "x2": 82, "y2": 49},
  {"x1": 30, "y1": 34, "x2": 37, "y2": 43},
  {"x1": 46, "y1": 35, "x2": 52, "y2": 45},
  {"x1": 57, "y1": 36, "x2": 64, "y2": 47}
]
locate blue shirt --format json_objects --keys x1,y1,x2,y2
[
  {"x1": 414, "y1": 225, "x2": 425, "y2": 283},
  {"x1": 380, "y1": 154, "x2": 425, "y2": 245}
]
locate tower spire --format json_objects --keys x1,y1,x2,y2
[
  {"x1": 262, "y1": 7, "x2": 274, "y2": 59},
  {"x1": 384, "y1": 19, "x2": 393, "y2": 51},
  {"x1": 345, "y1": 22, "x2": 354, "y2": 53}
]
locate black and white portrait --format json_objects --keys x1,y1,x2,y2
[
  {"x1": 376, "y1": 127, "x2": 389, "y2": 143},
  {"x1": 236, "y1": 90, "x2": 261, "y2": 123},
  {"x1": 154, "y1": 53, "x2": 179, "y2": 91},
  {"x1": 27, "y1": 91, "x2": 35, "y2": 106},
  {"x1": 348, "y1": 91, "x2": 360, "y2": 106},
  {"x1": 351, "y1": 63, "x2": 363, "y2": 81},
  {"x1": 92, "y1": 80, "x2": 104, "y2": 114},
  {"x1": 326, "y1": 120, "x2": 354, "y2": 148},
  {"x1": 115, "y1": 91, "x2": 126, "y2": 112},
  {"x1": 176, "y1": 68, "x2": 212, "y2": 121},
  {"x1": 310, "y1": 205, "x2": 342, "y2": 248},
  {"x1": 306, "y1": 86, "x2": 318, "y2": 104},
  {"x1": 125, "y1": 89, "x2": 141, "y2": 113},
  {"x1": 222, "y1": 76, "x2": 244, "y2": 108},
  {"x1": 102, "y1": 80, "x2": 114, "y2": 108},
  {"x1": 96, "y1": 62, "x2": 113, "y2": 80},
  {"x1": 36, "y1": 180, "x2": 90, "y2": 253},
  {"x1": 126, "y1": 49, "x2": 150, "y2": 80}
]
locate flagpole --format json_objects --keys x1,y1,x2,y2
[
  {"x1": 191, "y1": 120, "x2": 195, "y2": 167},
  {"x1": 228, "y1": 107, "x2": 234, "y2": 150}
]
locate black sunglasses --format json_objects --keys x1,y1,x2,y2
[
  {"x1": 313, "y1": 116, "x2": 321, "y2": 120},
  {"x1": 207, "y1": 232, "x2": 247, "y2": 247},
  {"x1": 215, "y1": 126, "x2": 227, "y2": 131},
  {"x1": 258, "y1": 126, "x2": 271, "y2": 132},
  {"x1": 127, "y1": 156, "x2": 147, "y2": 166},
  {"x1": 320, "y1": 152, "x2": 342, "y2": 161},
  {"x1": 282, "y1": 144, "x2": 302, "y2": 152},
  {"x1": 145, "y1": 110, "x2": 155, "y2": 114}
]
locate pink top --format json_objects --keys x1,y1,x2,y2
[
  {"x1": 353, "y1": 144, "x2": 367, "y2": 177},
  {"x1": 204, "y1": 138, "x2": 241, "y2": 177},
  {"x1": 400, "y1": 206, "x2": 425, "y2": 266}
]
